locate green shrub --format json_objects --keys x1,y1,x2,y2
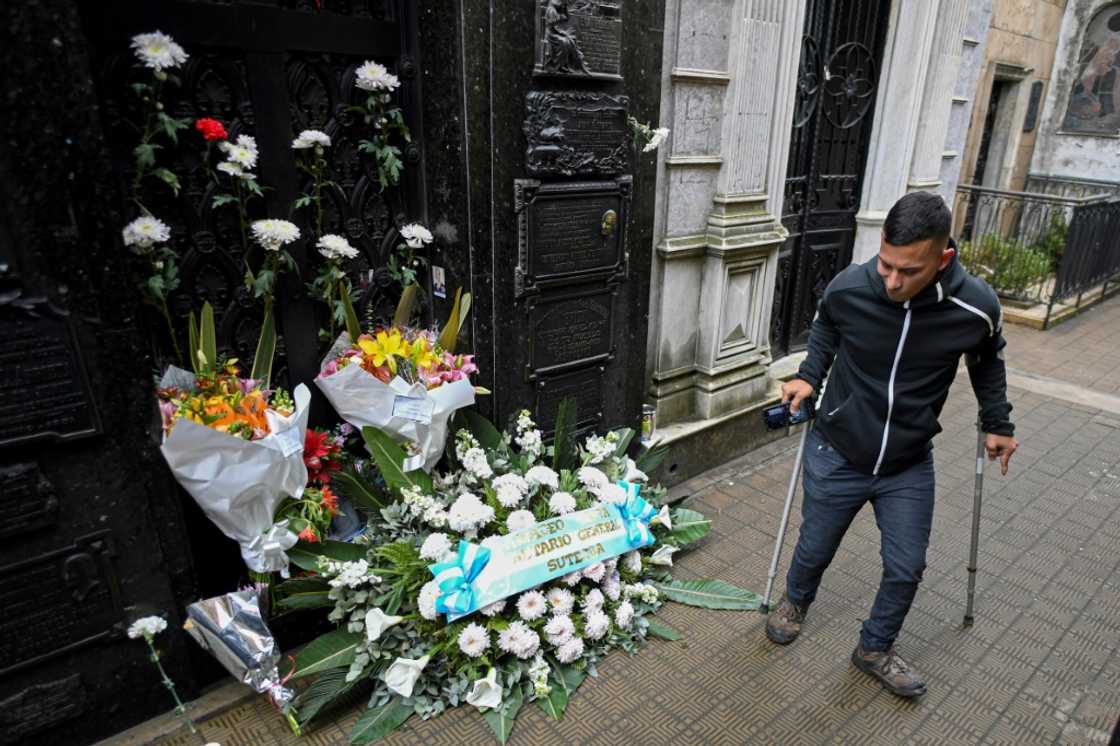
[{"x1": 959, "y1": 233, "x2": 1052, "y2": 297}]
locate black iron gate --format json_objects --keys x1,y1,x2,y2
[{"x1": 770, "y1": 0, "x2": 891, "y2": 358}]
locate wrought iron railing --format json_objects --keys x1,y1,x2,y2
[{"x1": 953, "y1": 185, "x2": 1119, "y2": 328}]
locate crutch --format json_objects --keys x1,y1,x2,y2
[
  {"x1": 760, "y1": 411, "x2": 813, "y2": 614},
  {"x1": 963, "y1": 416, "x2": 985, "y2": 627}
]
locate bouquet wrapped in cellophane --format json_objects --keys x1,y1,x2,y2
[
  {"x1": 158, "y1": 302, "x2": 310, "y2": 578},
  {"x1": 316, "y1": 285, "x2": 481, "y2": 472}
]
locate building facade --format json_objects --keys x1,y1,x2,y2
[{"x1": 645, "y1": 0, "x2": 994, "y2": 480}]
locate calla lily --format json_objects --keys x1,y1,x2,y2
[
  {"x1": 650, "y1": 504, "x2": 672, "y2": 531},
  {"x1": 365, "y1": 608, "x2": 403, "y2": 642},
  {"x1": 466, "y1": 667, "x2": 503, "y2": 710},
  {"x1": 624, "y1": 457, "x2": 648, "y2": 483},
  {"x1": 382, "y1": 655, "x2": 430, "y2": 698},
  {"x1": 650, "y1": 544, "x2": 679, "y2": 566}
]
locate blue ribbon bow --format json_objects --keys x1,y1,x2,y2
[
  {"x1": 616, "y1": 480, "x2": 658, "y2": 548},
  {"x1": 429, "y1": 540, "x2": 491, "y2": 616}
]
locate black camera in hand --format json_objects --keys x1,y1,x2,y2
[{"x1": 762, "y1": 397, "x2": 815, "y2": 431}]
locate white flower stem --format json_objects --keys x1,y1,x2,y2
[{"x1": 145, "y1": 638, "x2": 198, "y2": 736}]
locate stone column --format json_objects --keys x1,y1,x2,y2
[
  {"x1": 851, "y1": 0, "x2": 941, "y2": 263},
  {"x1": 908, "y1": 0, "x2": 970, "y2": 192},
  {"x1": 647, "y1": 0, "x2": 804, "y2": 429}
]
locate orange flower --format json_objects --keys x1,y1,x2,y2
[
  {"x1": 298, "y1": 525, "x2": 320, "y2": 543},
  {"x1": 205, "y1": 391, "x2": 270, "y2": 436},
  {"x1": 320, "y1": 486, "x2": 339, "y2": 516}
]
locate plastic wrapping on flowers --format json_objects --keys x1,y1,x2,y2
[{"x1": 275, "y1": 408, "x2": 761, "y2": 744}]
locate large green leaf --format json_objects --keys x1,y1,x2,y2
[
  {"x1": 276, "y1": 576, "x2": 330, "y2": 595},
  {"x1": 294, "y1": 667, "x2": 368, "y2": 725},
  {"x1": 437, "y1": 288, "x2": 471, "y2": 354},
  {"x1": 482, "y1": 684, "x2": 524, "y2": 744},
  {"x1": 635, "y1": 441, "x2": 669, "y2": 475},
  {"x1": 289, "y1": 630, "x2": 363, "y2": 680},
  {"x1": 554, "y1": 664, "x2": 586, "y2": 698},
  {"x1": 653, "y1": 579, "x2": 762, "y2": 610},
  {"x1": 537, "y1": 664, "x2": 585, "y2": 720},
  {"x1": 276, "y1": 590, "x2": 332, "y2": 611},
  {"x1": 536, "y1": 683, "x2": 567, "y2": 720},
  {"x1": 339, "y1": 280, "x2": 361, "y2": 343},
  {"x1": 612, "y1": 427, "x2": 636, "y2": 458},
  {"x1": 349, "y1": 699, "x2": 413, "y2": 745},
  {"x1": 644, "y1": 618, "x2": 682, "y2": 641},
  {"x1": 361, "y1": 427, "x2": 433, "y2": 496},
  {"x1": 551, "y1": 397, "x2": 578, "y2": 472},
  {"x1": 188, "y1": 311, "x2": 200, "y2": 374},
  {"x1": 288, "y1": 539, "x2": 369, "y2": 572},
  {"x1": 331, "y1": 468, "x2": 386, "y2": 515},
  {"x1": 457, "y1": 409, "x2": 501, "y2": 451},
  {"x1": 250, "y1": 306, "x2": 276, "y2": 387},
  {"x1": 199, "y1": 301, "x2": 216, "y2": 371},
  {"x1": 393, "y1": 283, "x2": 420, "y2": 328},
  {"x1": 665, "y1": 508, "x2": 711, "y2": 548}
]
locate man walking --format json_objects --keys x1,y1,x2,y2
[{"x1": 767, "y1": 192, "x2": 1019, "y2": 697}]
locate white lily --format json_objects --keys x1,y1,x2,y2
[
  {"x1": 466, "y1": 667, "x2": 503, "y2": 710},
  {"x1": 650, "y1": 544, "x2": 679, "y2": 567},
  {"x1": 650, "y1": 504, "x2": 672, "y2": 531},
  {"x1": 364, "y1": 608, "x2": 403, "y2": 642},
  {"x1": 382, "y1": 655, "x2": 430, "y2": 698},
  {"x1": 624, "y1": 457, "x2": 648, "y2": 483}
]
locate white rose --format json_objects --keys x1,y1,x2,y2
[
  {"x1": 364, "y1": 608, "x2": 403, "y2": 642},
  {"x1": 382, "y1": 655, "x2": 429, "y2": 698},
  {"x1": 466, "y1": 667, "x2": 503, "y2": 710}
]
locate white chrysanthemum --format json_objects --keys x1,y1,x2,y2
[
  {"x1": 596, "y1": 483, "x2": 628, "y2": 506},
  {"x1": 418, "y1": 580, "x2": 441, "y2": 620},
  {"x1": 131, "y1": 31, "x2": 188, "y2": 73},
  {"x1": 127, "y1": 615, "x2": 167, "y2": 640},
  {"x1": 548, "y1": 491, "x2": 577, "y2": 515},
  {"x1": 498, "y1": 621, "x2": 539, "y2": 659},
  {"x1": 584, "y1": 609, "x2": 610, "y2": 640},
  {"x1": 517, "y1": 590, "x2": 547, "y2": 621},
  {"x1": 292, "y1": 129, "x2": 331, "y2": 149},
  {"x1": 546, "y1": 587, "x2": 575, "y2": 616},
  {"x1": 219, "y1": 140, "x2": 258, "y2": 170},
  {"x1": 623, "y1": 550, "x2": 643, "y2": 575},
  {"x1": 601, "y1": 571, "x2": 621, "y2": 601},
  {"x1": 614, "y1": 600, "x2": 635, "y2": 629},
  {"x1": 543, "y1": 614, "x2": 575, "y2": 646},
  {"x1": 643, "y1": 127, "x2": 670, "y2": 153},
  {"x1": 447, "y1": 492, "x2": 494, "y2": 532},
  {"x1": 399, "y1": 222, "x2": 434, "y2": 248},
  {"x1": 506, "y1": 509, "x2": 536, "y2": 532},
  {"x1": 419, "y1": 532, "x2": 453, "y2": 561},
  {"x1": 317, "y1": 234, "x2": 360, "y2": 261},
  {"x1": 458, "y1": 623, "x2": 490, "y2": 658},
  {"x1": 251, "y1": 219, "x2": 300, "y2": 252},
  {"x1": 581, "y1": 588, "x2": 605, "y2": 612},
  {"x1": 524, "y1": 465, "x2": 558, "y2": 490},
  {"x1": 497, "y1": 622, "x2": 524, "y2": 654},
  {"x1": 582, "y1": 562, "x2": 606, "y2": 584},
  {"x1": 556, "y1": 636, "x2": 585, "y2": 664},
  {"x1": 577, "y1": 466, "x2": 609, "y2": 490},
  {"x1": 217, "y1": 161, "x2": 246, "y2": 179},
  {"x1": 355, "y1": 60, "x2": 401, "y2": 92},
  {"x1": 492, "y1": 473, "x2": 529, "y2": 508},
  {"x1": 480, "y1": 599, "x2": 507, "y2": 617},
  {"x1": 236, "y1": 134, "x2": 258, "y2": 156},
  {"x1": 561, "y1": 571, "x2": 582, "y2": 587},
  {"x1": 122, "y1": 216, "x2": 171, "y2": 251}
]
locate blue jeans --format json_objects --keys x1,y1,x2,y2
[{"x1": 785, "y1": 428, "x2": 935, "y2": 652}]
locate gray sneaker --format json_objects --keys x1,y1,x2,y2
[
  {"x1": 765, "y1": 595, "x2": 808, "y2": 645},
  {"x1": 851, "y1": 645, "x2": 928, "y2": 697}
]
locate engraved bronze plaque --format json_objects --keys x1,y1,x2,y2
[
  {"x1": 524, "y1": 90, "x2": 630, "y2": 177},
  {"x1": 514, "y1": 177, "x2": 632, "y2": 295},
  {"x1": 535, "y1": 366, "x2": 605, "y2": 435},
  {"x1": 535, "y1": 0, "x2": 623, "y2": 81},
  {"x1": 0, "y1": 532, "x2": 124, "y2": 676},
  {"x1": 0, "y1": 308, "x2": 100, "y2": 449},
  {"x1": 528, "y1": 286, "x2": 616, "y2": 377},
  {"x1": 0, "y1": 463, "x2": 59, "y2": 539}
]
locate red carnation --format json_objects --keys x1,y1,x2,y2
[
  {"x1": 195, "y1": 117, "x2": 228, "y2": 142},
  {"x1": 298, "y1": 525, "x2": 320, "y2": 543}
]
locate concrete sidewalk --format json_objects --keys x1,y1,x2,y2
[{"x1": 132, "y1": 298, "x2": 1120, "y2": 746}]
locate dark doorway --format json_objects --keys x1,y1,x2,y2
[{"x1": 770, "y1": 0, "x2": 892, "y2": 359}]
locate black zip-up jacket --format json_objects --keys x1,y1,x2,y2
[{"x1": 796, "y1": 251, "x2": 1014, "y2": 476}]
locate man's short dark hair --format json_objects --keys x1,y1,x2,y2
[{"x1": 883, "y1": 192, "x2": 951, "y2": 247}]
